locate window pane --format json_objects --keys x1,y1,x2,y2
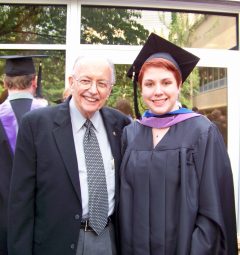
[
  {"x1": 80, "y1": 7, "x2": 149, "y2": 45},
  {"x1": 192, "y1": 67, "x2": 228, "y2": 146},
  {"x1": 0, "y1": 50, "x2": 66, "y2": 104},
  {"x1": 81, "y1": 6, "x2": 237, "y2": 49},
  {"x1": 0, "y1": 4, "x2": 67, "y2": 44}
]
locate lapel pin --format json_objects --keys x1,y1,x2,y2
[{"x1": 113, "y1": 131, "x2": 116, "y2": 136}]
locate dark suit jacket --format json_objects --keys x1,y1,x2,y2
[
  {"x1": 0, "y1": 122, "x2": 13, "y2": 255},
  {"x1": 8, "y1": 99, "x2": 130, "y2": 255}
]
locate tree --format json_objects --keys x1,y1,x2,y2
[
  {"x1": 81, "y1": 7, "x2": 148, "y2": 45},
  {"x1": 0, "y1": 4, "x2": 67, "y2": 103},
  {"x1": 80, "y1": 6, "x2": 149, "y2": 114},
  {"x1": 0, "y1": 5, "x2": 66, "y2": 44},
  {"x1": 0, "y1": 4, "x2": 148, "y2": 106},
  {"x1": 0, "y1": 5, "x2": 200, "y2": 111},
  {"x1": 108, "y1": 64, "x2": 132, "y2": 106}
]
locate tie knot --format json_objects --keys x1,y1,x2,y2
[{"x1": 84, "y1": 119, "x2": 93, "y2": 129}]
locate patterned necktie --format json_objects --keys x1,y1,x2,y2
[{"x1": 83, "y1": 119, "x2": 109, "y2": 235}]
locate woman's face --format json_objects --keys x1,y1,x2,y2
[{"x1": 141, "y1": 66, "x2": 181, "y2": 115}]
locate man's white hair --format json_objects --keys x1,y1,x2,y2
[{"x1": 71, "y1": 55, "x2": 116, "y2": 85}]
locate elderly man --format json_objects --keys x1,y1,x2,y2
[{"x1": 8, "y1": 56, "x2": 131, "y2": 255}]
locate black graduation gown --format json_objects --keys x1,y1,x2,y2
[
  {"x1": 119, "y1": 115, "x2": 237, "y2": 255},
  {"x1": 0, "y1": 98, "x2": 33, "y2": 255},
  {"x1": 0, "y1": 122, "x2": 13, "y2": 255}
]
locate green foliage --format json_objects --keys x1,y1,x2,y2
[
  {"x1": 168, "y1": 12, "x2": 200, "y2": 108},
  {"x1": 0, "y1": 84, "x2": 4, "y2": 94},
  {"x1": 0, "y1": 4, "x2": 66, "y2": 44},
  {"x1": 179, "y1": 69, "x2": 200, "y2": 108},
  {"x1": 81, "y1": 7, "x2": 149, "y2": 45},
  {"x1": 0, "y1": 5, "x2": 148, "y2": 106},
  {"x1": 108, "y1": 64, "x2": 132, "y2": 106},
  {"x1": 0, "y1": 5, "x2": 200, "y2": 112},
  {"x1": 0, "y1": 4, "x2": 67, "y2": 104}
]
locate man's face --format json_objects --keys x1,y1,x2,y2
[{"x1": 69, "y1": 58, "x2": 113, "y2": 119}]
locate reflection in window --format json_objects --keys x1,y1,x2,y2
[
  {"x1": 198, "y1": 67, "x2": 227, "y2": 92},
  {"x1": 191, "y1": 67, "x2": 228, "y2": 146},
  {"x1": 81, "y1": 6, "x2": 237, "y2": 49},
  {"x1": 0, "y1": 4, "x2": 67, "y2": 44},
  {"x1": 0, "y1": 50, "x2": 65, "y2": 104},
  {"x1": 206, "y1": 107, "x2": 228, "y2": 146}
]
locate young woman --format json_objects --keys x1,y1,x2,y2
[{"x1": 119, "y1": 33, "x2": 237, "y2": 255}]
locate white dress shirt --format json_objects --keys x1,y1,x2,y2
[{"x1": 69, "y1": 98, "x2": 115, "y2": 218}]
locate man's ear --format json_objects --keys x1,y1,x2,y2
[
  {"x1": 32, "y1": 76, "x2": 37, "y2": 89},
  {"x1": 68, "y1": 76, "x2": 74, "y2": 89}
]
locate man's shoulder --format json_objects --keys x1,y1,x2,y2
[
  {"x1": 101, "y1": 106, "x2": 131, "y2": 123},
  {"x1": 28, "y1": 104, "x2": 58, "y2": 115},
  {"x1": 24, "y1": 102, "x2": 68, "y2": 121}
]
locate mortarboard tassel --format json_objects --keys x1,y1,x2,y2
[
  {"x1": 132, "y1": 67, "x2": 141, "y2": 119},
  {"x1": 36, "y1": 61, "x2": 43, "y2": 98}
]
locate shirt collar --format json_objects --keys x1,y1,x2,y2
[
  {"x1": 69, "y1": 98, "x2": 101, "y2": 133},
  {"x1": 8, "y1": 91, "x2": 33, "y2": 100}
]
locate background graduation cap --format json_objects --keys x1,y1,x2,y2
[
  {"x1": 127, "y1": 33, "x2": 200, "y2": 119},
  {"x1": 0, "y1": 55, "x2": 48, "y2": 98}
]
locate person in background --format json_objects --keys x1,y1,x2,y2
[
  {"x1": 115, "y1": 98, "x2": 134, "y2": 120},
  {"x1": 119, "y1": 33, "x2": 237, "y2": 255},
  {"x1": 53, "y1": 87, "x2": 71, "y2": 104},
  {"x1": 0, "y1": 55, "x2": 48, "y2": 255},
  {"x1": 209, "y1": 108, "x2": 228, "y2": 146},
  {"x1": 192, "y1": 106, "x2": 199, "y2": 113},
  {"x1": 210, "y1": 108, "x2": 223, "y2": 128},
  {"x1": 181, "y1": 103, "x2": 188, "y2": 108},
  {"x1": 8, "y1": 55, "x2": 131, "y2": 255},
  {"x1": 62, "y1": 86, "x2": 71, "y2": 101}
]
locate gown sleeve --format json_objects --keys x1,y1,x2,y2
[{"x1": 190, "y1": 123, "x2": 238, "y2": 254}]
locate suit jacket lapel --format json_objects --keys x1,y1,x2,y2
[{"x1": 52, "y1": 99, "x2": 81, "y2": 202}]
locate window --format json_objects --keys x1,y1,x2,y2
[
  {"x1": 0, "y1": 4, "x2": 67, "y2": 44},
  {"x1": 80, "y1": 6, "x2": 238, "y2": 49}
]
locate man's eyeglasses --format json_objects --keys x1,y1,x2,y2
[{"x1": 72, "y1": 75, "x2": 111, "y2": 90}]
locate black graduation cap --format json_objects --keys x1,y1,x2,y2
[
  {"x1": 0, "y1": 55, "x2": 47, "y2": 77},
  {"x1": 127, "y1": 33, "x2": 200, "y2": 119},
  {"x1": 0, "y1": 55, "x2": 48, "y2": 98}
]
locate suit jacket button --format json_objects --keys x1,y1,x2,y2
[
  {"x1": 75, "y1": 214, "x2": 80, "y2": 220},
  {"x1": 70, "y1": 243, "x2": 75, "y2": 249}
]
